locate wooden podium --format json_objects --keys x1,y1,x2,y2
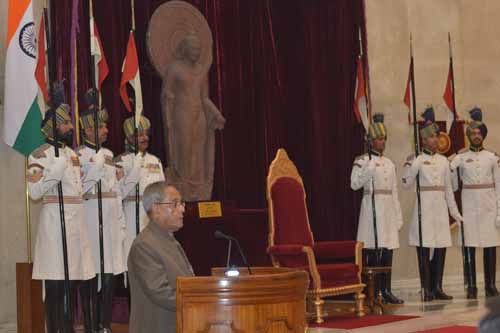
[{"x1": 176, "y1": 267, "x2": 309, "y2": 333}]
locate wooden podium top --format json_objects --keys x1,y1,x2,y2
[{"x1": 176, "y1": 267, "x2": 309, "y2": 332}]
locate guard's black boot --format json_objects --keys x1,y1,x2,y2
[
  {"x1": 44, "y1": 280, "x2": 61, "y2": 333},
  {"x1": 363, "y1": 248, "x2": 383, "y2": 297},
  {"x1": 484, "y1": 247, "x2": 499, "y2": 297},
  {"x1": 46, "y1": 280, "x2": 75, "y2": 332},
  {"x1": 464, "y1": 247, "x2": 477, "y2": 299},
  {"x1": 363, "y1": 248, "x2": 377, "y2": 267},
  {"x1": 416, "y1": 247, "x2": 434, "y2": 302},
  {"x1": 80, "y1": 277, "x2": 98, "y2": 332},
  {"x1": 380, "y1": 249, "x2": 404, "y2": 304},
  {"x1": 431, "y1": 248, "x2": 453, "y2": 300},
  {"x1": 99, "y1": 274, "x2": 116, "y2": 332}
]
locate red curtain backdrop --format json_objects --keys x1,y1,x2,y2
[{"x1": 49, "y1": 0, "x2": 367, "y2": 242}]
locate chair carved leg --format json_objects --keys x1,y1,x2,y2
[
  {"x1": 313, "y1": 296, "x2": 325, "y2": 324},
  {"x1": 355, "y1": 291, "x2": 366, "y2": 317}
]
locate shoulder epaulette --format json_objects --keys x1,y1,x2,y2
[
  {"x1": 447, "y1": 153, "x2": 457, "y2": 161},
  {"x1": 458, "y1": 148, "x2": 468, "y2": 154},
  {"x1": 354, "y1": 154, "x2": 367, "y2": 161},
  {"x1": 352, "y1": 154, "x2": 367, "y2": 168},
  {"x1": 114, "y1": 152, "x2": 132, "y2": 163},
  {"x1": 31, "y1": 143, "x2": 50, "y2": 159},
  {"x1": 489, "y1": 150, "x2": 500, "y2": 160},
  {"x1": 74, "y1": 145, "x2": 86, "y2": 155},
  {"x1": 403, "y1": 154, "x2": 416, "y2": 167}
]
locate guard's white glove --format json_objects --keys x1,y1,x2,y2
[
  {"x1": 496, "y1": 208, "x2": 500, "y2": 228},
  {"x1": 449, "y1": 154, "x2": 462, "y2": 171},
  {"x1": 93, "y1": 149, "x2": 106, "y2": 168},
  {"x1": 452, "y1": 212, "x2": 464, "y2": 224},
  {"x1": 410, "y1": 156, "x2": 423, "y2": 174},
  {"x1": 397, "y1": 219, "x2": 404, "y2": 231},
  {"x1": 44, "y1": 156, "x2": 68, "y2": 182},
  {"x1": 52, "y1": 156, "x2": 68, "y2": 174},
  {"x1": 133, "y1": 153, "x2": 144, "y2": 169},
  {"x1": 116, "y1": 168, "x2": 124, "y2": 181},
  {"x1": 366, "y1": 159, "x2": 377, "y2": 176}
]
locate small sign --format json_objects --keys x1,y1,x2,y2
[{"x1": 198, "y1": 201, "x2": 222, "y2": 218}]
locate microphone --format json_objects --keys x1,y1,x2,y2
[
  {"x1": 214, "y1": 230, "x2": 232, "y2": 240},
  {"x1": 214, "y1": 230, "x2": 252, "y2": 275}
]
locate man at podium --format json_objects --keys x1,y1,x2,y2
[{"x1": 128, "y1": 181, "x2": 195, "y2": 333}]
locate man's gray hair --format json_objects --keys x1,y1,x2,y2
[{"x1": 142, "y1": 181, "x2": 168, "y2": 213}]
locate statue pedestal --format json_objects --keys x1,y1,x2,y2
[{"x1": 175, "y1": 201, "x2": 271, "y2": 275}]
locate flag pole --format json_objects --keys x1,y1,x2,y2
[
  {"x1": 358, "y1": 27, "x2": 379, "y2": 265},
  {"x1": 409, "y1": 34, "x2": 425, "y2": 304},
  {"x1": 24, "y1": 158, "x2": 32, "y2": 263},
  {"x1": 45, "y1": 0, "x2": 72, "y2": 329},
  {"x1": 131, "y1": 0, "x2": 141, "y2": 237},
  {"x1": 89, "y1": 0, "x2": 106, "y2": 302},
  {"x1": 448, "y1": 32, "x2": 468, "y2": 290},
  {"x1": 73, "y1": 36, "x2": 80, "y2": 146},
  {"x1": 70, "y1": 0, "x2": 80, "y2": 146}
]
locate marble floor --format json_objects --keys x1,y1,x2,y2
[
  {"x1": 1, "y1": 290, "x2": 491, "y2": 333},
  {"x1": 0, "y1": 323, "x2": 15, "y2": 333},
  {"x1": 309, "y1": 290, "x2": 490, "y2": 333}
]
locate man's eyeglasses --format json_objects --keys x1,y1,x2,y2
[{"x1": 156, "y1": 200, "x2": 185, "y2": 208}]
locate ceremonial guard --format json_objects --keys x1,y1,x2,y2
[
  {"x1": 402, "y1": 107, "x2": 463, "y2": 301},
  {"x1": 27, "y1": 88, "x2": 96, "y2": 331},
  {"x1": 449, "y1": 108, "x2": 500, "y2": 298},
  {"x1": 115, "y1": 115, "x2": 165, "y2": 261},
  {"x1": 351, "y1": 114, "x2": 404, "y2": 304},
  {"x1": 77, "y1": 94, "x2": 127, "y2": 332}
]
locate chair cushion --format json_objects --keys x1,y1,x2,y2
[
  {"x1": 313, "y1": 241, "x2": 357, "y2": 261},
  {"x1": 299, "y1": 263, "x2": 360, "y2": 289},
  {"x1": 270, "y1": 177, "x2": 313, "y2": 246}
]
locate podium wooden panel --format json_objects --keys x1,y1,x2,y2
[
  {"x1": 177, "y1": 267, "x2": 308, "y2": 333},
  {"x1": 16, "y1": 263, "x2": 45, "y2": 333}
]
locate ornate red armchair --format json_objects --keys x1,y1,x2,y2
[{"x1": 266, "y1": 149, "x2": 365, "y2": 323}]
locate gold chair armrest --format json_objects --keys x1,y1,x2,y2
[{"x1": 302, "y1": 246, "x2": 321, "y2": 290}]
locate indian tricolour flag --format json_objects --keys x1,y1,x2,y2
[{"x1": 3, "y1": 0, "x2": 45, "y2": 156}]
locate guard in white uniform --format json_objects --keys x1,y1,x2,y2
[
  {"x1": 27, "y1": 97, "x2": 96, "y2": 332},
  {"x1": 77, "y1": 100, "x2": 127, "y2": 332},
  {"x1": 351, "y1": 114, "x2": 404, "y2": 304},
  {"x1": 402, "y1": 107, "x2": 463, "y2": 302},
  {"x1": 449, "y1": 108, "x2": 500, "y2": 299},
  {"x1": 115, "y1": 116, "x2": 165, "y2": 265}
]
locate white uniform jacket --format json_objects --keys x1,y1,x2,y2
[
  {"x1": 351, "y1": 153, "x2": 403, "y2": 249},
  {"x1": 28, "y1": 143, "x2": 95, "y2": 280},
  {"x1": 450, "y1": 148, "x2": 500, "y2": 247},
  {"x1": 77, "y1": 145, "x2": 127, "y2": 275},
  {"x1": 402, "y1": 151, "x2": 463, "y2": 248},
  {"x1": 115, "y1": 151, "x2": 165, "y2": 264}
]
